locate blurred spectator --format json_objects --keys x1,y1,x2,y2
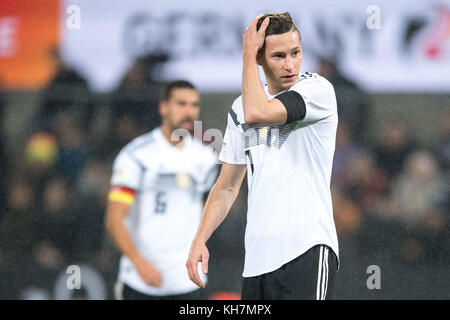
[
  {"x1": 101, "y1": 53, "x2": 168, "y2": 160},
  {"x1": 96, "y1": 113, "x2": 143, "y2": 162},
  {"x1": 33, "y1": 47, "x2": 94, "y2": 133},
  {"x1": 332, "y1": 122, "x2": 361, "y2": 187},
  {"x1": 390, "y1": 150, "x2": 447, "y2": 229},
  {"x1": 72, "y1": 159, "x2": 110, "y2": 263},
  {"x1": 34, "y1": 176, "x2": 77, "y2": 269},
  {"x1": 343, "y1": 151, "x2": 389, "y2": 212},
  {"x1": 390, "y1": 151, "x2": 448, "y2": 263},
  {"x1": 52, "y1": 112, "x2": 92, "y2": 183},
  {"x1": 22, "y1": 131, "x2": 59, "y2": 203},
  {"x1": 318, "y1": 58, "x2": 370, "y2": 146},
  {"x1": 332, "y1": 186, "x2": 362, "y2": 237},
  {"x1": 373, "y1": 118, "x2": 417, "y2": 180},
  {"x1": 0, "y1": 176, "x2": 37, "y2": 261},
  {"x1": 338, "y1": 151, "x2": 393, "y2": 256}
]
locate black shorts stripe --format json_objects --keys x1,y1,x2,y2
[
  {"x1": 316, "y1": 246, "x2": 330, "y2": 300},
  {"x1": 324, "y1": 247, "x2": 329, "y2": 299},
  {"x1": 316, "y1": 246, "x2": 324, "y2": 300}
]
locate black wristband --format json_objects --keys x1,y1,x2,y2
[{"x1": 275, "y1": 90, "x2": 306, "y2": 124}]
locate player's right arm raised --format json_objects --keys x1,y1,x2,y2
[{"x1": 186, "y1": 163, "x2": 247, "y2": 288}]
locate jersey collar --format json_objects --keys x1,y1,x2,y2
[{"x1": 154, "y1": 126, "x2": 192, "y2": 151}]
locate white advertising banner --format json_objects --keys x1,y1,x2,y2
[{"x1": 61, "y1": 0, "x2": 450, "y2": 93}]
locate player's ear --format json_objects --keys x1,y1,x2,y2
[
  {"x1": 159, "y1": 101, "x2": 167, "y2": 117},
  {"x1": 256, "y1": 50, "x2": 264, "y2": 66}
]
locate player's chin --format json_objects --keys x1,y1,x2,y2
[
  {"x1": 280, "y1": 77, "x2": 298, "y2": 88},
  {"x1": 278, "y1": 82, "x2": 294, "y2": 91},
  {"x1": 178, "y1": 122, "x2": 194, "y2": 132}
]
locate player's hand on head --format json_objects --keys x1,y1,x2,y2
[
  {"x1": 242, "y1": 14, "x2": 270, "y2": 57},
  {"x1": 186, "y1": 239, "x2": 209, "y2": 288},
  {"x1": 134, "y1": 257, "x2": 162, "y2": 288}
]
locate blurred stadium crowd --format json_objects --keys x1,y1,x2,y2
[{"x1": 0, "y1": 50, "x2": 449, "y2": 300}]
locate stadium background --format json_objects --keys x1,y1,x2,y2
[{"x1": 0, "y1": 0, "x2": 449, "y2": 299}]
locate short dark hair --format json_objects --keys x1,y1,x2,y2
[
  {"x1": 160, "y1": 80, "x2": 197, "y2": 102},
  {"x1": 256, "y1": 12, "x2": 301, "y2": 56}
]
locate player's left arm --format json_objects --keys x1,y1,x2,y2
[{"x1": 241, "y1": 15, "x2": 288, "y2": 127}]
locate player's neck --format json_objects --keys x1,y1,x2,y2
[
  {"x1": 160, "y1": 124, "x2": 186, "y2": 148},
  {"x1": 266, "y1": 73, "x2": 300, "y2": 95},
  {"x1": 266, "y1": 80, "x2": 287, "y2": 96}
]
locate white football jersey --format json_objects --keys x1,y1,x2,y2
[
  {"x1": 111, "y1": 127, "x2": 217, "y2": 295},
  {"x1": 219, "y1": 72, "x2": 339, "y2": 277}
]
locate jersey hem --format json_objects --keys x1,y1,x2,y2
[{"x1": 241, "y1": 240, "x2": 339, "y2": 278}]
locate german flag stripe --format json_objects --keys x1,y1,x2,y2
[
  {"x1": 108, "y1": 186, "x2": 136, "y2": 205},
  {"x1": 110, "y1": 186, "x2": 136, "y2": 195}
]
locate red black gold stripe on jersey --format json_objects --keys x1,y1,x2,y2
[{"x1": 108, "y1": 186, "x2": 136, "y2": 205}]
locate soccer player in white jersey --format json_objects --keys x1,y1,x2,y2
[
  {"x1": 187, "y1": 13, "x2": 339, "y2": 299},
  {"x1": 106, "y1": 80, "x2": 217, "y2": 300}
]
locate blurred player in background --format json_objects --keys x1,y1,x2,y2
[
  {"x1": 187, "y1": 12, "x2": 339, "y2": 299},
  {"x1": 106, "y1": 80, "x2": 217, "y2": 300}
]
